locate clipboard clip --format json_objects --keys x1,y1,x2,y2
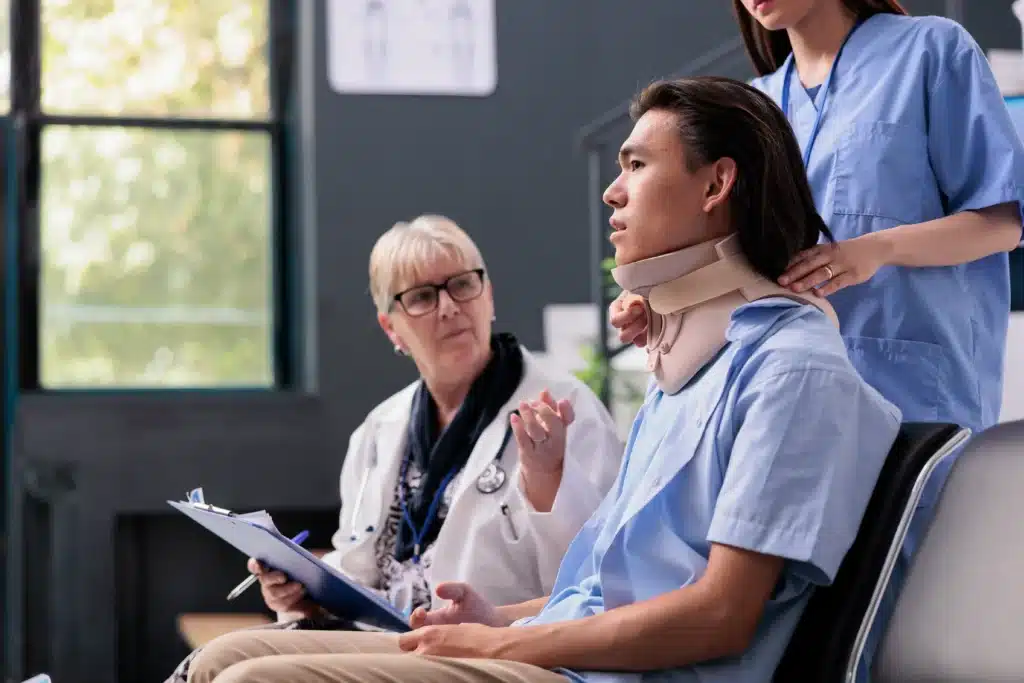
[{"x1": 184, "y1": 487, "x2": 235, "y2": 516}]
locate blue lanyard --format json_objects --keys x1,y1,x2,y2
[
  {"x1": 396, "y1": 417, "x2": 515, "y2": 564},
  {"x1": 398, "y1": 456, "x2": 458, "y2": 564},
  {"x1": 780, "y1": 21, "x2": 862, "y2": 167}
]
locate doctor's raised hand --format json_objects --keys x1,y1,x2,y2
[{"x1": 511, "y1": 389, "x2": 575, "y2": 513}]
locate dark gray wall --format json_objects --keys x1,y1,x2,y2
[
  {"x1": 313, "y1": 0, "x2": 751, "y2": 435},
  {"x1": 4, "y1": 1, "x2": 1018, "y2": 681}
]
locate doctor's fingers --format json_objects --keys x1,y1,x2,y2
[
  {"x1": 537, "y1": 390, "x2": 575, "y2": 426},
  {"x1": 510, "y1": 415, "x2": 538, "y2": 453},
  {"x1": 263, "y1": 581, "x2": 305, "y2": 608},
  {"x1": 533, "y1": 402, "x2": 569, "y2": 437},
  {"x1": 516, "y1": 402, "x2": 549, "y2": 442},
  {"x1": 256, "y1": 568, "x2": 291, "y2": 587},
  {"x1": 556, "y1": 398, "x2": 575, "y2": 426}
]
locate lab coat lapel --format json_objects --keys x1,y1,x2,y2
[
  {"x1": 355, "y1": 400, "x2": 409, "y2": 542},
  {"x1": 334, "y1": 395, "x2": 410, "y2": 582}
]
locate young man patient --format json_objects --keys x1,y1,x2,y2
[{"x1": 188, "y1": 76, "x2": 902, "y2": 683}]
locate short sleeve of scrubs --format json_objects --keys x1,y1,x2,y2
[
  {"x1": 706, "y1": 361, "x2": 899, "y2": 586},
  {"x1": 927, "y1": 26, "x2": 1024, "y2": 229}
]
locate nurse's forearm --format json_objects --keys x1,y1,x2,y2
[{"x1": 873, "y1": 203, "x2": 1021, "y2": 268}]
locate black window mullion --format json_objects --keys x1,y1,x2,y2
[
  {"x1": 37, "y1": 114, "x2": 276, "y2": 131},
  {"x1": 12, "y1": 0, "x2": 42, "y2": 391},
  {"x1": 268, "y1": 0, "x2": 295, "y2": 388}
]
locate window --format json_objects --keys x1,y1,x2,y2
[{"x1": 13, "y1": 0, "x2": 292, "y2": 389}]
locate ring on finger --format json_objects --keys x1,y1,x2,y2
[{"x1": 823, "y1": 265, "x2": 835, "y2": 280}]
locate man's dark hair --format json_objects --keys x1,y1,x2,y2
[
  {"x1": 630, "y1": 76, "x2": 833, "y2": 280},
  {"x1": 732, "y1": 0, "x2": 907, "y2": 77}
]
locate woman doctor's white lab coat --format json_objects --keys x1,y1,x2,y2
[{"x1": 319, "y1": 348, "x2": 624, "y2": 610}]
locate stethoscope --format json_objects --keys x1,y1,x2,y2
[
  {"x1": 346, "y1": 412, "x2": 516, "y2": 547},
  {"x1": 779, "y1": 19, "x2": 863, "y2": 167}
]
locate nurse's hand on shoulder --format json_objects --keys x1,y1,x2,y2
[
  {"x1": 408, "y1": 581, "x2": 507, "y2": 629},
  {"x1": 247, "y1": 558, "x2": 321, "y2": 620},
  {"x1": 609, "y1": 291, "x2": 648, "y2": 347},
  {"x1": 778, "y1": 234, "x2": 888, "y2": 297}
]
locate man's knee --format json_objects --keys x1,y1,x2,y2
[
  {"x1": 206, "y1": 657, "x2": 294, "y2": 683},
  {"x1": 187, "y1": 631, "x2": 272, "y2": 683}
]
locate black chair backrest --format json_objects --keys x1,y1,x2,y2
[{"x1": 771, "y1": 422, "x2": 965, "y2": 683}]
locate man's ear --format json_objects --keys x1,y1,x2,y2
[{"x1": 702, "y1": 157, "x2": 737, "y2": 214}]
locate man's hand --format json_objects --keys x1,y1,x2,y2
[
  {"x1": 399, "y1": 623, "x2": 509, "y2": 658},
  {"x1": 409, "y1": 582, "x2": 508, "y2": 629},
  {"x1": 609, "y1": 291, "x2": 648, "y2": 347}
]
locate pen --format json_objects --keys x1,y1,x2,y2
[
  {"x1": 226, "y1": 529, "x2": 310, "y2": 601},
  {"x1": 500, "y1": 504, "x2": 519, "y2": 541}
]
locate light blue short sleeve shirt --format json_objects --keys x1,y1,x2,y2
[{"x1": 516, "y1": 299, "x2": 902, "y2": 683}]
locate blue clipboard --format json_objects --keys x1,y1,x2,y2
[{"x1": 169, "y1": 500, "x2": 410, "y2": 632}]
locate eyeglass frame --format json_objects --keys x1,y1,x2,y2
[{"x1": 390, "y1": 268, "x2": 487, "y2": 317}]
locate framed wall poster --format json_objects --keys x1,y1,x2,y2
[{"x1": 326, "y1": 0, "x2": 497, "y2": 96}]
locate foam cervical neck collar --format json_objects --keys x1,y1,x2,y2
[{"x1": 610, "y1": 234, "x2": 838, "y2": 394}]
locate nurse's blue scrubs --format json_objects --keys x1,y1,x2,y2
[{"x1": 753, "y1": 13, "x2": 1024, "y2": 680}]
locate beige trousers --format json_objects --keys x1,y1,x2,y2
[{"x1": 186, "y1": 629, "x2": 569, "y2": 683}]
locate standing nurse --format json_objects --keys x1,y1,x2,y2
[{"x1": 735, "y1": 0, "x2": 1024, "y2": 455}]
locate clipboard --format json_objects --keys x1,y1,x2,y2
[{"x1": 169, "y1": 500, "x2": 410, "y2": 632}]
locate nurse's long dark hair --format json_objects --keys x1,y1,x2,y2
[
  {"x1": 733, "y1": 0, "x2": 907, "y2": 76},
  {"x1": 630, "y1": 77, "x2": 833, "y2": 280}
]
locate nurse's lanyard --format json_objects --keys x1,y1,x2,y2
[{"x1": 780, "y1": 20, "x2": 863, "y2": 167}]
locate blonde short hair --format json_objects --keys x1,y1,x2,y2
[{"x1": 369, "y1": 214, "x2": 487, "y2": 313}]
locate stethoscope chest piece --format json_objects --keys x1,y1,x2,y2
[{"x1": 476, "y1": 461, "x2": 507, "y2": 494}]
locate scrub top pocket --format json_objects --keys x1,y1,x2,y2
[
  {"x1": 832, "y1": 121, "x2": 936, "y2": 226},
  {"x1": 842, "y1": 335, "x2": 950, "y2": 423}
]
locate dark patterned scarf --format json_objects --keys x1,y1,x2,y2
[{"x1": 394, "y1": 332, "x2": 524, "y2": 562}]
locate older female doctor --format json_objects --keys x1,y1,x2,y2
[
  {"x1": 166, "y1": 215, "x2": 622, "y2": 683},
  {"x1": 187, "y1": 77, "x2": 900, "y2": 683},
  {"x1": 266, "y1": 215, "x2": 622, "y2": 619}
]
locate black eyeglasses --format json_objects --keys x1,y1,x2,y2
[{"x1": 392, "y1": 269, "x2": 486, "y2": 317}]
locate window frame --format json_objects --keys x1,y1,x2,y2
[{"x1": 11, "y1": 0, "x2": 295, "y2": 392}]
